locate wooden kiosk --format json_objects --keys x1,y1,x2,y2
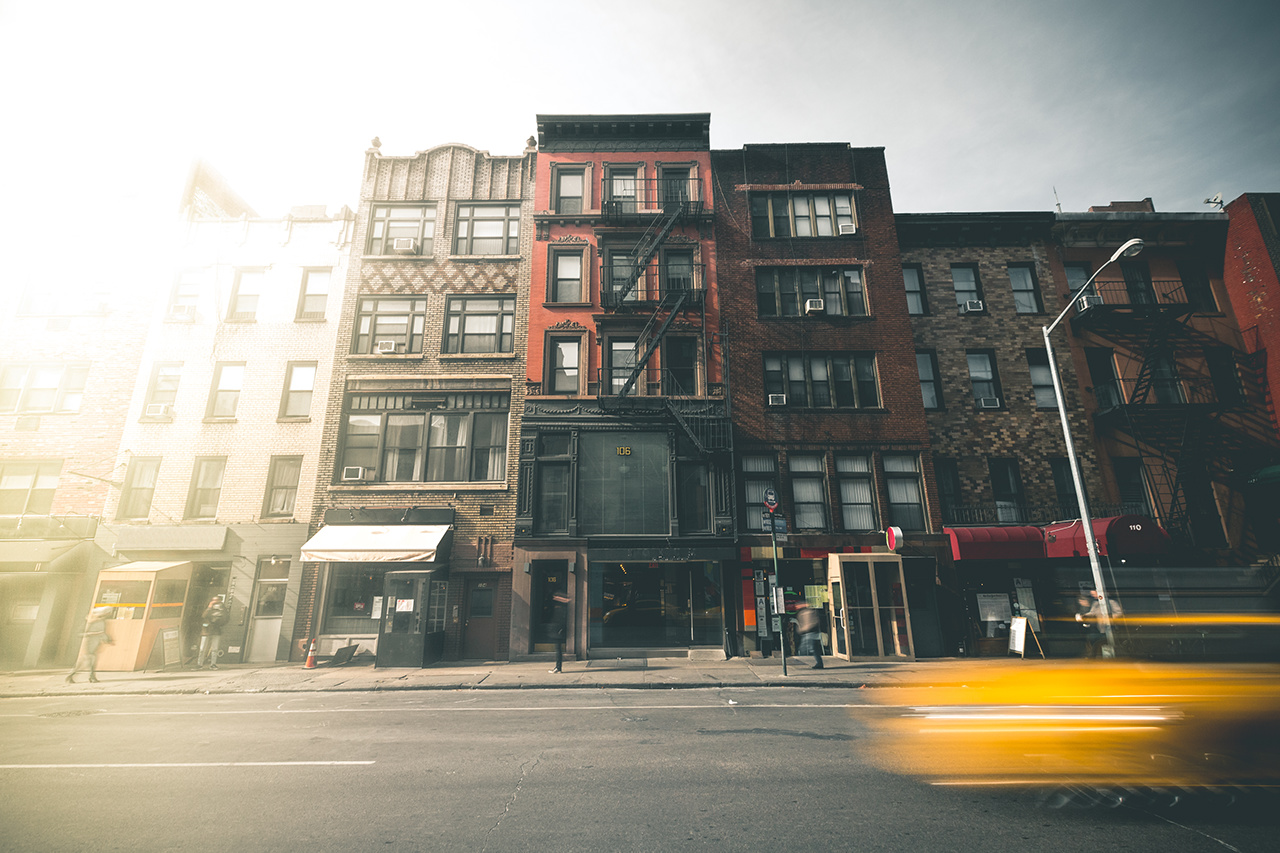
[{"x1": 90, "y1": 561, "x2": 193, "y2": 671}]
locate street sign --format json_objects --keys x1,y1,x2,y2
[
  {"x1": 763, "y1": 487, "x2": 778, "y2": 512},
  {"x1": 772, "y1": 517, "x2": 787, "y2": 534}
]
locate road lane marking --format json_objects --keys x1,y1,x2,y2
[
  {"x1": 2, "y1": 703, "x2": 892, "y2": 718},
  {"x1": 0, "y1": 761, "x2": 375, "y2": 769}
]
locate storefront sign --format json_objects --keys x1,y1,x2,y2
[{"x1": 976, "y1": 593, "x2": 1012, "y2": 623}]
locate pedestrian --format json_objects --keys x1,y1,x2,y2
[
  {"x1": 197, "y1": 595, "x2": 230, "y2": 669},
  {"x1": 796, "y1": 604, "x2": 823, "y2": 669},
  {"x1": 1075, "y1": 589, "x2": 1122, "y2": 658},
  {"x1": 66, "y1": 605, "x2": 113, "y2": 684},
  {"x1": 549, "y1": 592, "x2": 569, "y2": 673}
]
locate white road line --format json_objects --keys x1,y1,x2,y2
[
  {"x1": 0, "y1": 761, "x2": 375, "y2": 769},
  {"x1": 3, "y1": 703, "x2": 890, "y2": 718}
]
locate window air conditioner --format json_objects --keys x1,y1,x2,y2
[
  {"x1": 1077, "y1": 294, "x2": 1103, "y2": 312},
  {"x1": 144, "y1": 403, "x2": 171, "y2": 417},
  {"x1": 391, "y1": 237, "x2": 419, "y2": 255},
  {"x1": 963, "y1": 300, "x2": 985, "y2": 313},
  {"x1": 804, "y1": 298, "x2": 825, "y2": 315},
  {"x1": 375, "y1": 340, "x2": 398, "y2": 354},
  {"x1": 838, "y1": 223, "x2": 857, "y2": 235},
  {"x1": 767, "y1": 394, "x2": 788, "y2": 407},
  {"x1": 341, "y1": 466, "x2": 368, "y2": 481},
  {"x1": 167, "y1": 304, "x2": 195, "y2": 318},
  {"x1": 978, "y1": 397, "x2": 1002, "y2": 409}
]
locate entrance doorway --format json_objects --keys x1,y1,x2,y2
[
  {"x1": 827, "y1": 554, "x2": 914, "y2": 659},
  {"x1": 461, "y1": 578, "x2": 496, "y2": 660},
  {"x1": 589, "y1": 562, "x2": 721, "y2": 648},
  {"x1": 531, "y1": 561, "x2": 568, "y2": 652},
  {"x1": 245, "y1": 558, "x2": 289, "y2": 662}
]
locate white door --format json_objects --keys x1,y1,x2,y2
[{"x1": 245, "y1": 560, "x2": 290, "y2": 662}]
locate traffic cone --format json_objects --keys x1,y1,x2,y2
[{"x1": 304, "y1": 639, "x2": 317, "y2": 669}]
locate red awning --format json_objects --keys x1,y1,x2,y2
[
  {"x1": 945, "y1": 526, "x2": 1045, "y2": 561},
  {"x1": 1043, "y1": 515, "x2": 1170, "y2": 559}
]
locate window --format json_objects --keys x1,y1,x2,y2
[
  {"x1": 206, "y1": 363, "x2": 244, "y2": 419},
  {"x1": 836, "y1": 455, "x2": 875, "y2": 531},
  {"x1": 988, "y1": 458, "x2": 1026, "y2": 523},
  {"x1": 279, "y1": 362, "x2": 316, "y2": 419},
  {"x1": 340, "y1": 393, "x2": 509, "y2": 483},
  {"x1": 262, "y1": 455, "x2": 302, "y2": 518},
  {"x1": 534, "y1": 433, "x2": 572, "y2": 535},
  {"x1": 576, "y1": 432, "x2": 669, "y2": 536},
  {"x1": 742, "y1": 454, "x2": 777, "y2": 532},
  {"x1": 660, "y1": 167, "x2": 692, "y2": 206},
  {"x1": 935, "y1": 458, "x2": 961, "y2": 524},
  {"x1": 966, "y1": 352, "x2": 1001, "y2": 407},
  {"x1": 903, "y1": 266, "x2": 927, "y2": 315},
  {"x1": 884, "y1": 454, "x2": 926, "y2": 531},
  {"x1": 676, "y1": 460, "x2": 712, "y2": 534},
  {"x1": 916, "y1": 351, "x2": 942, "y2": 410},
  {"x1": 1065, "y1": 263, "x2": 1091, "y2": 292},
  {"x1": 367, "y1": 204, "x2": 436, "y2": 256},
  {"x1": 555, "y1": 169, "x2": 585, "y2": 214},
  {"x1": 185, "y1": 457, "x2": 226, "y2": 519},
  {"x1": 608, "y1": 339, "x2": 638, "y2": 394},
  {"x1": 663, "y1": 338, "x2": 698, "y2": 396},
  {"x1": 548, "y1": 337, "x2": 581, "y2": 394},
  {"x1": 1026, "y1": 349, "x2": 1056, "y2": 408},
  {"x1": 952, "y1": 265, "x2": 982, "y2": 307},
  {"x1": 1121, "y1": 260, "x2": 1155, "y2": 305},
  {"x1": 296, "y1": 269, "x2": 331, "y2": 320},
  {"x1": 549, "y1": 249, "x2": 585, "y2": 302},
  {"x1": 145, "y1": 363, "x2": 181, "y2": 411},
  {"x1": 1150, "y1": 355, "x2": 1185, "y2": 404},
  {"x1": 454, "y1": 204, "x2": 520, "y2": 255},
  {"x1": 117, "y1": 457, "x2": 159, "y2": 520},
  {"x1": 227, "y1": 270, "x2": 264, "y2": 320},
  {"x1": 1114, "y1": 458, "x2": 1152, "y2": 517},
  {"x1": 1206, "y1": 347, "x2": 1243, "y2": 405},
  {"x1": 168, "y1": 271, "x2": 202, "y2": 317},
  {"x1": 1177, "y1": 260, "x2": 1218, "y2": 312},
  {"x1": 604, "y1": 248, "x2": 638, "y2": 304},
  {"x1": 1008, "y1": 264, "x2": 1043, "y2": 313},
  {"x1": 1049, "y1": 457, "x2": 1080, "y2": 520},
  {"x1": 353, "y1": 298, "x2": 427, "y2": 354},
  {"x1": 606, "y1": 167, "x2": 638, "y2": 214},
  {"x1": 1085, "y1": 348, "x2": 1123, "y2": 408},
  {"x1": 662, "y1": 250, "x2": 695, "y2": 294},
  {"x1": 756, "y1": 267, "x2": 867, "y2": 317},
  {"x1": 763, "y1": 353, "x2": 879, "y2": 408},
  {"x1": 0, "y1": 460, "x2": 60, "y2": 515},
  {"x1": 790, "y1": 455, "x2": 828, "y2": 530},
  {"x1": 750, "y1": 192, "x2": 855, "y2": 238},
  {"x1": 443, "y1": 296, "x2": 515, "y2": 354},
  {"x1": 0, "y1": 363, "x2": 89, "y2": 413}
]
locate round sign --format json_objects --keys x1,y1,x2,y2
[
  {"x1": 886, "y1": 526, "x2": 903, "y2": 551},
  {"x1": 763, "y1": 487, "x2": 778, "y2": 512}
]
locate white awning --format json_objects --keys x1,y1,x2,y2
[{"x1": 299, "y1": 525, "x2": 450, "y2": 563}]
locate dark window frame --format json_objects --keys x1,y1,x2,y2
[
  {"x1": 554, "y1": 167, "x2": 586, "y2": 214},
  {"x1": 443, "y1": 295, "x2": 515, "y2": 354},
  {"x1": 1026, "y1": 349, "x2": 1057, "y2": 408},
  {"x1": 352, "y1": 297, "x2": 428, "y2": 355},
  {"x1": 749, "y1": 191, "x2": 856, "y2": 239},
  {"x1": 279, "y1": 361, "x2": 317, "y2": 420},
  {"x1": 546, "y1": 334, "x2": 584, "y2": 395},
  {"x1": 836, "y1": 454, "x2": 876, "y2": 532},
  {"x1": 966, "y1": 350, "x2": 1003, "y2": 408},
  {"x1": 453, "y1": 203, "x2": 521, "y2": 256},
  {"x1": 788, "y1": 453, "x2": 829, "y2": 531},
  {"x1": 951, "y1": 264, "x2": 983, "y2": 308},
  {"x1": 916, "y1": 351, "x2": 942, "y2": 410},
  {"x1": 883, "y1": 453, "x2": 927, "y2": 531},
  {"x1": 903, "y1": 265, "x2": 928, "y2": 315},
  {"x1": 742, "y1": 453, "x2": 778, "y2": 533},
  {"x1": 755, "y1": 267, "x2": 867, "y2": 317},
  {"x1": 366, "y1": 203, "x2": 437, "y2": 256},
  {"x1": 548, "y1": 246, "x2": 588, "y2": 303},
  {"x1": 117, "y1": 457, "x2": 159, "y2": 520},
  {"x1": 185, "y1": 456, "x2": 227, "y2": 520},
  {"x1": 262, "y1": 455, "x2": 303, "y2": 519},
  {"x1": 763, "y1": 353, "x2": 880, "y2": 409},
  {"x1": 988, "y1": 457, "x2": 1027, "y2": 523},
  {"x1": 1008, "y1": 263, "x2": 1044, "y2": 314}
]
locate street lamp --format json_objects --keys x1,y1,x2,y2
[{"x1": 1042, "y1": 237, "x2": 1143, "y2": 654}]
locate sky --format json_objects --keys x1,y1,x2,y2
[{"x1": 1, "y1": 0, "x2": 1277, "y2": 296}]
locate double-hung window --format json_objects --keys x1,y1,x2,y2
[
  {"x1": 262, "y1": 455, "x2": 302, "y2": 518},
  {"x1": 296, "y1": 269, "x2": 331, "y2": 320},
  {"x1": 1065, "y1": 263, "x2": 1091, "y2": 293},
  {"x1": 168, "y1": 271, "x2": 203, "y2": 318},
  {"x1": 742, "y1": 454, "x2": 777, "y2": 532},
  {"x1": 227, "y1": 270, "x2": 264, "y2": 321},
  {"x1": 966, "y1": 352, "x2": 1001, "y2": 407},
  {"x1": 952, "y1": 264, "x2": 982, "y2": 308},
  {"x1": 750, "y1": 192, "x2": 855, "y2": 238},
  {"x1": 789, "y1": 455, "x2": 828, "y2": 530},
  {"x1": 606, "y1": 168, "x2": 639, "y2": 214},
  {"x1": 146, "y1": 363, "x2": 181, "y2": 410},
  {"x1": 1049, "y1": 457, "x2": 1081, "y2": 520},
  {"x1": 836, "y1": 455, "x2": 875, "y2": 531},
  {"x1": 555, "y1": 169, "x2": 585, "y2": 214},
  {"x1": 903, "y1": 266, "x2": 927, "y2": 315},
  {"x1": 0, "y1": 363, "x2": 89, "y2": 414},
  {"x1": 117, "y1": 457, "x2": 159, "y2": 520},
  {"x1": 884, "y1": 454, "x2": 926, "y2": 531},
  {"x1": 186, "y1": 457, "x2": 226, "y2": 519},
  {"x1": 367, "y1": 204, "x2": 435, "y2": 256},
  {"x1": 916, "y1": 351, "x2": 942, "y2": 410},
  {"x1": 454, "y1": 204, "x2": 520, "y2": 255},
  {"x1": 1026, "y1": 349, "x2": 1056, "y2": 408},
  {"x1": 988, "y1": 458, "x2": 1027, "y2": 523},
  {"x1": 607, "y1": 339, "x2": 638, "y2": 393},
  {"x1": 757, "y1": 268, "x2": 866, "y2": 317},
  {"x1": 1008, "y1": 264, "x2": 1043, "y2": 313},
  {"x1": 763, "y1": 353, "x2": 879, "y2": 408},
  {"x1": 535, "y1": 433, "x2": 572, "y2": 535},
  {"x1": 549, "y1": 249, "x2": 585, "y2": 303},
  {"x1": 547, "y1": 337, "x2": 581, "y2": 394},
  {"x1": 341, "y1": 394, "x2": 509, "y2": 484},
  {"x1": 0, "y1": 460, "x2": 60, "y2": 515},
  {"x1": 279, "y1": 362, "x2": 316, "y2": 419},
  {"x1": 207, "y1": 363, "x2": 244, "y2": 419},
  {"x1": 353, "y1": 298, "x2": 427, "y2": 354},
  {"x1": 443, "y1": 296, "x2": 515, "y2": 354}
]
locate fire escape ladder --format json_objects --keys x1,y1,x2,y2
[
  {"x1": 611, "y1": 201, "x2": 684, "y2": 305},
  {"x1": 615, "y1": 289, "x2": 690, "y2": 398},
  {"x1": 666, "y1": 400, "x2": 733, "y2": 457}
]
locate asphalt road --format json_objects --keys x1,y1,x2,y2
[{"x1": 1, "y1": 687, "x2": 1276, "y2": 852}]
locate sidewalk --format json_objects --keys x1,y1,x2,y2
[{"x1": 0, "y1": 654, "x2": 1035, "y2": 699}]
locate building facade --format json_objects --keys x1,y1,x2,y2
[
  {"x1": 297, "y1": 139, "x2": 535, "y2": 663},
  {"x1": 513, "y1": 115, "x2": 734, "y2": 661}
]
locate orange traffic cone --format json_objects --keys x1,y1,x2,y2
[{"x1": 304, "y1": 639, "x2": 317, "y2": 669}]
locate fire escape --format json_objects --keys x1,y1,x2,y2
[
  {"x1": 1072, "y1": 274, "x2": 1280, "y2": 550},
  {"x1": 595, "y1": 178, "x2": 731, "y2": 458}
]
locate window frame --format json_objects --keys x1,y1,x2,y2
[
  {"x1": 296, "y1": 268, "x2": 331, "y2": 321},
  {"x1": 1064, "y1": 263, "x2": 1092, "y2": 293},
  {"x1": 206, "y1": 362, "x2": 245, "y2": 420},
  {"x1": 554, "y1": 168, "x2": 586, "y2": 214},
  {"x1": 763, "y1": 353, "x2": 880, "y2": 409},
  {"x1": 836, "y1": 454, "x2": 876, "y2": 532},
  {"x1": 903, "y1": 265, "x2": 928, "y2": 315},
  {"x1": 1026, "y1": 349, "x2": 1057, "y2": 408},
  {"x1": 0, "y1": 459, "x2": 61, "y2": 516},
  {"x1": 756, "y1": 267, "x2": 868, "y2": 318},
  {"x1": 0, "y1": 363, "x2": 90, "y2": 414},
  {"x1": 789, "y1": 454, "x2": 829, "y2": 531},
  {"x1": 951, "y1": 264, "x2": 983, "y2": 308},
  {"x1": 966, "y1": 351, "x2": 1003, "y2": 408},
  {"x1": 548, "y1": 246, "x2": 588, "y2": 303},
  {"x1": 988, "y1": 457, "x2": 1027, "y2": 523},
  {"x1": 749, "y1": 191, "x2": 856, "y2": 239},
  {"x1": 442, "y1": 295, "x2": 516, "y2": 355},
  {"x1": 453, "y1": 203, "x2": 521, "y2": 256},
  {"x1": 366, "y1": 204, "x2": 436, "y2": 256},
  {"x1": 1008, "y1": 263, "x2": 1044, "y2": 314},
  {"x1": 883, "y1": 453, "x2": 926, "y2": 531},
  {"x1": 662, "y1": 336, "x2": 699, "y2": 396},
  {"x1": 262, "y1": 455, "x2": 303, "y2": 519},
  {"x1": 167, "y1": 271, "x2": 203, "y2": 318},
  {"x1": 352, "y1": 297, "x2": 428, "y2": 355},
  {"x1": 546, "y1": 334, "x2": 584, "y2": 395},
  {"x1": 742, "y1": 454, "x2": 778, "y2": 533},
  {"x1": 227, "y1": 269, "x2": 265, "y2": 321},
  {"x1": 185, "y1": 456, "x2": 227, "y2": 520},
  {"x1": 279, "y1": 361, "x2": 317, "y2": 420},
  {"x1": 117, "y1": 457, "x2": 159, "y2": 520},
  {"x1": 916, "y1": 351, "x2": 942, "y2": 410}
]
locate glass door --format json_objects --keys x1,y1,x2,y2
[{"x1": 828, "y1": 554, "x2": 914, "y2": 659}]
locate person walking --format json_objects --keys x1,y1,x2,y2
[
  {"x1": 549, "y1": 592, "x2": 569, "y2": 673},
  {"x1": 66, "y1": 606, "x2": 113, "y2": 684},
  {"x1": 796, "y1": 604, "x2": 824, "y2": 669},
  {"x1": 197, "y1": 595, "x2": 230, "y2": 669},
  {"x1": 1076, "y1": 589, "x2": 1122, "y2": 658}
]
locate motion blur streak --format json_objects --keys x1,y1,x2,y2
[{"x1": 866, "y1": 662, "x2": 1280, "y2": 788}]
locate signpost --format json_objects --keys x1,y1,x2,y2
[{"x1": 762, "y1": 488, "x2": 787, "y2": 676}]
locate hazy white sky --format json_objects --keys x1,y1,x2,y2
[{"x1": 2, "y1": 0, "x2": 1277, "y2": 294}]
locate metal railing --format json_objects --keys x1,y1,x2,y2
[
  {"x1": 599, "y1": 178, "x2": 706, "y2": 221},
  {"x1": 600, "y1": 263, "x2": 705, "y2": 309},
  {"x1": 1092, "y1": 376, "x2": 1221, "y2": 410},
  {"x1": 941, "y1": 503, "x2": 1146, "y2": 526},
  {"x1": 1080, "y1": 278, "x2": 1190, "y2": 308}
]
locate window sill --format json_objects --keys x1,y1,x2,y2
[
  {"x1": 277, "y1": 417, "x2": 312, "y2": 424},
  {"x1": 349, "y1": 352, "x2": 422, "y2": 360},
  {"x1": 757, "y1": 314, "x2": 874, "y2": 322},
  {"x1": 294, "y1": 317, "x2": 328, "y2": 324},
  {"x1": 439, "y1": 352, "x2": 518, "y2": 360},
  {"x1": 203, "y1": 417, "x2": 238, "y2": 424},
  {"x1": 330, "y1": 481, "x2": 509, "y2": 492},
  {"x1": 543, "y1": 301, "x2": 593, "y2": 308},
  {"x1": 138, "y1": 416, "x2": 174, "y2": 424},
  {"x1": 223, "y1": 316, "x2": 257, "y2": 324},
  {"x1": 363, "y1": 254, "x2": 433, "y2": 261},
  {"x1": 448, "y1": 254, "x2": 521, "y2": 263},
  {"x1": 768, "y1": 406, "x2": 889, "y2": 414}
]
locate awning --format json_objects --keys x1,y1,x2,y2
[
  {"x1": 945, "y1": 526, "x2": 1045, "y2": 562},
  {"x1": 1043, "y1": 515, "x2": 1170, "y2": 559},
  {"x1": 0, "y1": 539, "x2": 79, "y2": 565},
  {"x1": 300, "y1": 525, "x2": 451, "y2": 563}
]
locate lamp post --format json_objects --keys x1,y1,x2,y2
[{"x1": 1042, "y1": 237, "x2": 1143, "y2": 654}]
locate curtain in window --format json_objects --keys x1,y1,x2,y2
[
  {"x1": 837, "y1": 456, "x2": 874, "y2": 530},
  {"x1": 471, "y1": 413, "x2": 508, "y2": 481},
  {"x1": 427, "y1": 414, "x2": 470, "y2": 481},
  {"x1": 382, "y1": 414, "x2": 424, "y2": 481},
  {"x1": 790, "y1": 456, "x2": 826, "y2": 529}
]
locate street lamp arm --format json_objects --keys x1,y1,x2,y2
[{"x1": 1044, "y1": 238, "x2": 1144, "y2": 337}]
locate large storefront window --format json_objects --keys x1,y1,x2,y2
[
  {"x1": 323, "y1": 565, "x2": 386, "y2": 634},
  {"x1": 590, "y1": 562, "x2": 722, "y2": 648},
  {"x1": 577, "y1": 432, "x2": 668, "y2": 535}
]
